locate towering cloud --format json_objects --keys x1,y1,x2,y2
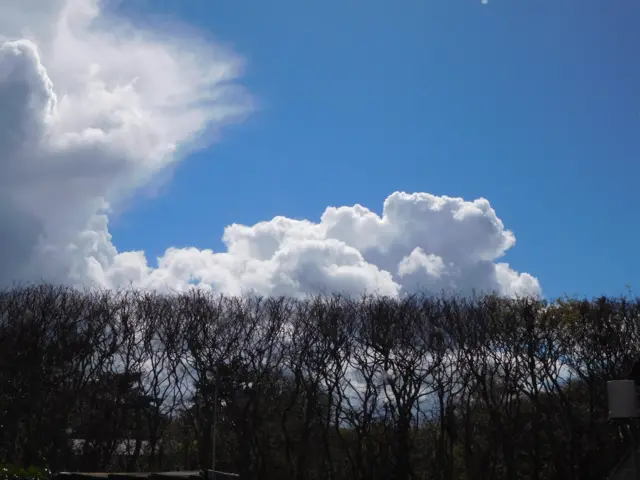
[
  {"x1": 0, "y1": 0, "x2": 249, "y2": 286},
  {"x1": 0, "y1": 0, "x2": 540, "y2": 298}
]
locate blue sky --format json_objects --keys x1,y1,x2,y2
[{"x1": 108, "y1": 0, "x2": 640, "y2": 299}]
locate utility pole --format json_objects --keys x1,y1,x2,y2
[
  {"x1": 209, "y1": 366, "x2": 220, "y2": 480},
  {"x1": 633, "y1": 418, "x2": 640, "y2": 480},
  {"x1": 211, "y1": 376, "x2": 218, "y2": 480},
  {"x1": 630, "y1": 360, "x2": 640, "y2": 480},
  {"x1": 608, "y1": 361, "x2": 640, "y2": 480}
]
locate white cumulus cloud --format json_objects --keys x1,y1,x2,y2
[{"x1": 0, "y1": 0, "x2": 541, "y2": 298}]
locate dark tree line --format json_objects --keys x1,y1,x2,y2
[{"x1": 0, "y1": 285, "x2": 637, "y2": 479}]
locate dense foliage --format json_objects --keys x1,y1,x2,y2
[
  {"x1": 0, "y1": 465, "x2": 50, "y2": 480},
  {"x1": 0, "y1": 285, "x2": 637, "y2": 479}
]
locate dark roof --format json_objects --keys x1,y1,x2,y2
[{"x1": 53, "y1": 471, "x2": 239, "y2": 480}]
